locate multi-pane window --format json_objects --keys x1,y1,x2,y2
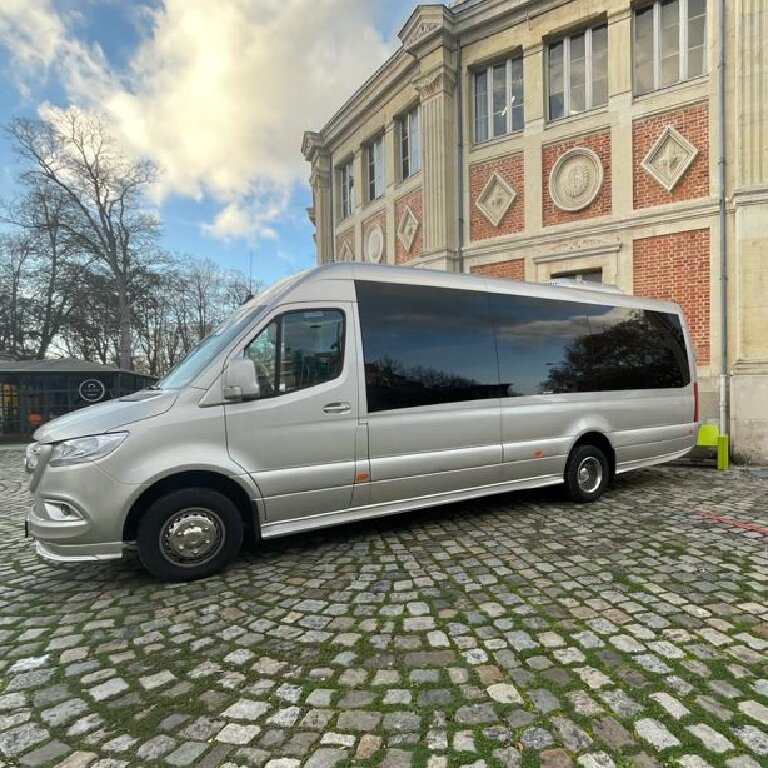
[
  {"x1": 339, "y1": 159, "x2": 354, "y2": 220},
  {"x1": 474, "y1": 56, "x2": 524, "y2": 143},
  {"x1": 399, "y1": 106, "x2": 421, "y2": 181},
  {"x1": 634, "y1": 0, "x2": 707, "y2": 96},
  {"x1": 548, "y1": 24, "x2": 608, "y2": 121},
  {"x1": 367, "y1": 136, "x2": 384, "y2": 202}
]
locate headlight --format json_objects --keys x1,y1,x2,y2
[
  {"x1": 49, "y1": 433, "x2": 128, "y2": 467},
  {"x1": 25, "y1": 443, "x2": 40, "y2": 473}
]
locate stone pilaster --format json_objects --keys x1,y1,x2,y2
[
  {"x1": 413, "y1": 63, "x2": 458, "y2": 267},
  {"x1": 302, "y1": 132, "x2": 333, "y2": 264},
  {"x1": 730, "y1": 0, "x2": 768, "y2": 459}
]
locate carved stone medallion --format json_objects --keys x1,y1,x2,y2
[
  {"x1": 642, "y1": 125, "x2": 698, "y2": 192},
  {"x1": 476, "y1": 171, "x2": 517, "y2": 228},
  {"x1": 397, "y1": 205, "x2": 419, "y2": 253},
  {"x1": 549, "y1": 147, "x2": 604, "y2": 212},
  {"x1": 365, "y1": 223, "x2": 385, "y2": 263}
]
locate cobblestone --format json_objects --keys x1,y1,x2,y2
[{"x1": 1, "y1": 447, "x2": 767, "y2": 766}]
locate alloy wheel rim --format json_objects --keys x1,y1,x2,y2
[
  {"x1": 576, "y1": 457, "x2": 603, "y2": 494},
  {"x1": 160, "y1": 507, "x2": 225, "y2": 567}
]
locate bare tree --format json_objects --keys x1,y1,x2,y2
[
  {"x1": 1, "y1": 180, "x2": 88, "y2": 358},
  {"x1": 0, "y1": 235, "x2": 34, "y2": 356},
  {"x1": 8, "y1": 107, "x2": 159, "y2": 369}
]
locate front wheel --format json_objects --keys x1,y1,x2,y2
[
  {"x1": 564, "y1": 444, "x2": 610, "y2": 503},
  {"x1": 137, "y1": 488, "x2": 243, "y2": 582}
]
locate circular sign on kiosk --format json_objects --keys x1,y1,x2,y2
[{"x1": 79, "y1": 379, "x2": 106, "y2": 403}]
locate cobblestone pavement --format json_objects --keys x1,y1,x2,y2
[{"x1": 1, "y1": 446, "x2": 767, "y2": 768}]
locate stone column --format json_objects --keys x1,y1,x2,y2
[
  {"x1": 303, "y1": 132, "x2": 333, "y2": 265},
  {"x1": 523, "y1": 43, "x2": 544, "y2": 252},
  {"x1": 608, "y1": 8, "x2": 634, "y2": 220},
  {"x1": 731, "y1": 0, "x2": 768, "y2": 460},
  {"x1": 413, "y1": 63, "x2": 458, "y2": 269}
]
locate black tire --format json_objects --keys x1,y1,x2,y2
[
  {"x1": 137, "y1": 488, "x2": 243, "y2": 582},
  {"x1": 564, "y1": 444, "x2": 610, "y2": 503}
]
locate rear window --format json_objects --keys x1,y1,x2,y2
[{"x1": 490, "y1": 294, "x2": 690, "y2": 395}]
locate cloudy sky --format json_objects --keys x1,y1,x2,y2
[{"x1": 0, "y1": 0, "x2": 416, "y2": 285}]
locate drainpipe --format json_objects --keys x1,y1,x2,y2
[
  {"x1": 456, "y1": 39, "x2": 465, "y2": 274},
  {"x1": 717, "y1": 0, "x2": 728, "y2": 437}
]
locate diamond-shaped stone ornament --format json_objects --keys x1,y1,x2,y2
[
  {"x1": 642, "y1": 125, "x2": 699, "y2": 192},
  {"x1": 397, "y1": 205, "x2": 419, "y2": 253},
  {"x1": 476, "y1": 172, "x2": 517, "y2": 227}
]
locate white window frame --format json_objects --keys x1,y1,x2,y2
[
  {"x1": 633, "y1": 0, "x2": 707, "y2": 95},
  {"x1": 547, "y1": 24, "x2": 608, "y2": 122},
  {"x1": 367, "y1": 135, "x2": 384, "y2": 202},
  {"x1": 473, "y1": 56, "x2": 525, "y2": 144},
  {"x1": 399, "y1": 106, "x2": 421, "y2": 181},
  {"x1": 339, "y1": 158, "x2": 354, "y2": 220}
]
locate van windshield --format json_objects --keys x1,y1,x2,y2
[
  {"x1": 154, "y1": 270, "x2": 309, "y2": 390},
  {"x1": 155, "y1": 304, "x2": 266, "y2": 390}
]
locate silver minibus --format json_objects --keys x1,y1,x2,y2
[{"x1": 25, "y1": 263, "x2": 698, "y2": 580}]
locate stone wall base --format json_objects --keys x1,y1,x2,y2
[{"x1": 730, "y1": 366, "x2": 768, "y2": 463}]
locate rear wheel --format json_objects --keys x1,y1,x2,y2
[
  {"x1": 564, "y1": 444, "x2": 610, "y2": 503},
  {"x1": 137, "y1": 488, "x2": 243, "y2": 582}
]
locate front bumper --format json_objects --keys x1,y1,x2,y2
[
  {"x1": 35, "y1": 538, "x2": 124, "y2": 563},
  {"x1": 26, "y1": 450, "x2": 137, "y2": 564},
  {"x1": 26, "y1": 503, "x2": 125, "y2": 563}
]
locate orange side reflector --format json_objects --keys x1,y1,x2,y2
[
  {"x1": 355, "y1": 472, "x2": 370, "y2": 483},
  {"x1": 533, "y1": 449, "x2": 544, "y2": 459}
]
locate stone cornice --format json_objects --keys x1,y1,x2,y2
[
  {"x1": 732, "y1": 185, "x2": 768, "y2": 209},
  {"x1": 463, "y1": 198, "x2": 722, "y2": 260},
  {"x1": 533, "y1": 239, "x2": 622, "y2": 263},
  {"x1": 301, "y1": 131, "x2": 327, "y2": 163},
  {"x1": 321, "y1": 49, "x2": 417, "y2": 152}
]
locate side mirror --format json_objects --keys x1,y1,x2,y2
[{"x1": 223, "y1": 358, "x2": 260, "y2": 401}]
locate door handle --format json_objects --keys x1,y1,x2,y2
[{"x1": 323, "y1": 402, "x2": 351, "y2": 415}]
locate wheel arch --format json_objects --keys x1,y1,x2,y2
[
  {"x1": 123, "y1": 470, "x2": 260, "y2": 543},
  {"x1": 569, "y1": 430, "x2": 616, "y2": 479}
]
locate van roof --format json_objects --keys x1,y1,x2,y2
[{"x1": 278, "y1": 262, "x2": 683, "y2": 316}]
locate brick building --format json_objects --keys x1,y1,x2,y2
[{"x1": 302, "y1": 0, "x2": 768, "y2": 462}]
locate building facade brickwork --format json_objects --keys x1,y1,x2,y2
[
  {"x1": 469, "y1": 152, "x2": 524, "y2": 241},
  {"x1": 633, "y1": 229, "x2": 711, "y2": 365},
  {"x1": 361, "y1": 208, "x2": 387, "y2": 263},
  {"x1": 303, "y1": 0, "x2": 768, "y2": 461},
  {"x1": 633, "y1": 102, "x2": 710, "y2": 209},
  {"x1": 469, "y1": 258, "x2": 525, "y2": 280},
  {"x1": 334, "y1": 226, "x2": 355, "y2": 262},
  {"x1": 394, "y1": 187, "x2": 424, "y2": 264},
  {"x1": 542, "y1": 130, "x2": 612, "y2": 227}
]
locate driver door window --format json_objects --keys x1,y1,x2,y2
[{"x1": 244, "y1": 309, "x2": 345, "y2": 397}]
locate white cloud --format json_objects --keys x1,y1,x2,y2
[
  {"x1": 0, "y1": 0, "x2": 398, "y2": 242},
  {"x1": 0, "y1": 0, "x2": 116, "y2": 99}
]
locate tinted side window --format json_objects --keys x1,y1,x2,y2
[
  {"x1": 490, "y1": 294, "x2": 593, "y2": 395},
  {"x1": 356, "y1": 281, "x2": 501, "y2": 412},
  {"x1": 490, "y1": 292, "x2": 690, "y2": 394},
  {"x1": 244, "y1": 309, "x2": 344, "y2": 398},
  {"x1": 584, "y1": 306, "x2": 690, "y2": 389}
]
